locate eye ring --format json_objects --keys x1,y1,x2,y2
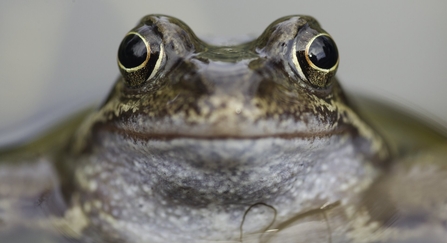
[
  {"x1": 117, "y1": 30, "x2": 164, "y2": 88},
  {"x1": 291, "y1": 32, "x2": 339, "y2": 88},
  {"x1": 304, "y1": 33, "x2": 339, "y2": 72},
  {"x1": 118, "y1": 32, "x2": 151, "y2": 72}
]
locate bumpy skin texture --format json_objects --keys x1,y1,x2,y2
[{"x1": 0, "y1": 15, "x2": 446, "y2": 243}]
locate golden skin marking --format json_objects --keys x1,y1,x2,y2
[
  {"x1": 292, "y1": 41, "x2": 307, "y2": 82},
  {"x1": 148, "y1": 43, "x2": 165, "y2": 80},
  {"x1": 328, "y1": 98, "x2": 389, "y2": 160},
  {"x1": 305, "y1": 92, "x2": 388, "y2": 160},
  {"x1": 304, "y1": 33, "x2": 339, "y2": 73},
  {"x1": 117, "y1": 32, "x2": 151, "y2": 72},
  {"x1": 50, "y1": 204, "x2": 90, "y2": 237},
  {"x1": 337, "y1": 101, "x2": 389, "y2": 160}
]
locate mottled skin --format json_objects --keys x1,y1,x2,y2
[{"x1": 0, "y1": 15, "x2": 446, "y2": 243}]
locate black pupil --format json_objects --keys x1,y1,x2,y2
[
  {"x1": 308, "y1": 35, "x2": 338, "y2": 69},
  {"x1": 118, "y1": 34, "x2": 148, "y2": 69}
]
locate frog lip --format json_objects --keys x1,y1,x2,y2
[
  {"x1": 96, "y1": 106, "x2": 348, "y2": 140},
  {"x1": 101, "y1": 123, "x2": 349, "y2": 140}
]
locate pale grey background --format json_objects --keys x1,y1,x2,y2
[{"x1": 1, "y1": 1, "x2": 446, "y2": 146}]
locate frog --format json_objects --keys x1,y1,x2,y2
[{"x1": 0, "y1": 14, "x2": 446, "y2": 243}]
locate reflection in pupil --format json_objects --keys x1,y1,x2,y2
[
  {"x1": 308, "y1": 35, "x2": 338, "y2": 69},
  {"x1": 118, "y1": 34, "x2": 148, "y2": 69}
]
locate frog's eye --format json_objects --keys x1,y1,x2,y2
[
  {"x1": 117, "y1": 31, "x2": 164, "y2": 88},
  {"x1": 306, "y1": 34, "x2": 338, "y2": 70},
  {"x1": 292, "y1": 33, "x2": 339, "y2": 88}
]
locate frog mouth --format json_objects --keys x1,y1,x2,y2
[
  {"x1": 123, "y1": 130, "x2": 346, "y2": 140},
  {"x1": 94, "y1": 102, "x2": 353, "y2": 140},
  {"x1": 99, "y1": 121, "x2": 351, "y2": 141}
]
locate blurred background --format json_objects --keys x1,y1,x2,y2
[{"x1": 0, "y1": 0, "x2": 446, "y2": 146}]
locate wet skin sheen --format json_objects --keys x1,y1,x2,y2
[{"x1": 0, "y1": 15, "x2": 446, "y2": 243}]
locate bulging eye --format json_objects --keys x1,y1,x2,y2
[
  {"x1": 292, "y1": 32, "x2": 339, "y2": 88},
  {"x1": 306, "y1": 34, "x2": 338, "y2": 70},
  {"x1": 117, "y1": 29, "x2": 164, "y2": 88},
  {"x1": 118, "y1": 33, "x2": 149, "y2": 70}
]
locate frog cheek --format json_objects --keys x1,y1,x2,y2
[
  {"x1": 117, "y1": 32, "x2": 164, "y2": 88},
  {"x1": 292, "y1": 33, "x2": 339, "y2": 88}
]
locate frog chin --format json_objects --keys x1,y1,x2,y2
[
  {"x1": 72, "y1": 130, "x2": 381, "y2": 242},
  {"x1": 80, "y1": 112, "x2": 387, "y2": 205},
  {"x1": 86, "y1": 126, "x2": 381, "y2": 206}
]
